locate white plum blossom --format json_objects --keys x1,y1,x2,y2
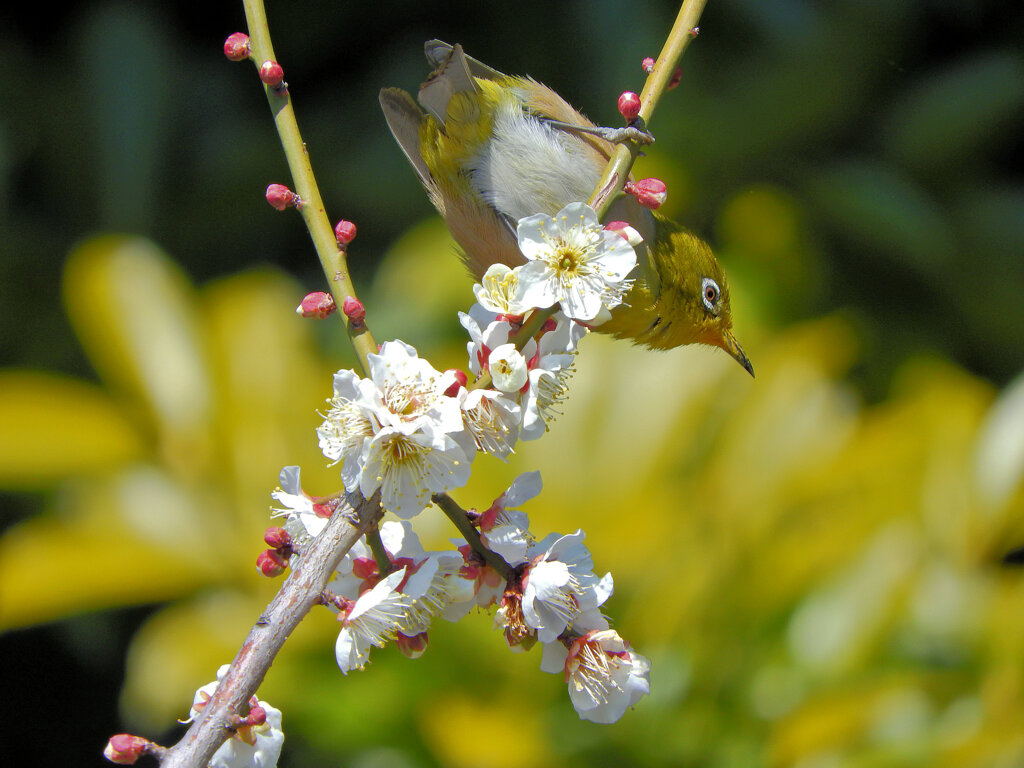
[
  {"x1": 518, "y1": 317, "x2": 581, "y2": 441},
  {"x1": 478, "y1": 471, "x2": 541, "y2": 566},
  {"x1": 317, "y1": 340, "x2": 475, "y2": 519},
  {"x1": 327, "y1": 521, "x2": 464, "y2": 642},
  {"x1": 515, "y1": 202, "x2": 637, "y2": 322},
  {"x1": 459, "y1": 306, "x2": 583, "y2": 441},
  {"x1": 445, "y1": 471, "x2": 543, "y2": 624},
  {"x1": 459, "y1": 387, "x2": 520, "y2": 460},
  {"x1": 522, "y1": 530, "x2": 613, "y2": 643},
  {"x1": 540, "y1": 629, "x2": 651, "y2": 724},
  {"x1": 188, "y1": 665, "x2": 284, "y2": 768},
  {"x1": 316, "y1": 367, "x2": 379, "y2": 491},
  {"x1": 460, "y1": 304, "x2": 514, "y2": 379},
  {"x1": 335, "y1": 568, "x2": 410, "y2": 674},
  {"x1": 473, "y1": 263, "x2": 527, "y2": 315},
  {"x1": 271, "y1": 466, "x2": 330, "y2": 540},
  {"x1": 488, "y1": 343, "x2": 529, "y2": 393}
]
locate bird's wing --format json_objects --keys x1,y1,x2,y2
[
  {"x1": 379, "y1": 87, "x2": 434, "y2": 188},
  {"x1": 424, "y1": 40, "x2": 505, "y2": 80},
  {"x1": 418, "y1": 43, "x2": 479, "y2": 124}
]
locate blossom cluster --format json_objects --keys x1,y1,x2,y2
[
  {"x1": 314, "y1": 202, "x2": 637, "y2": 520},
  {"x1": 274, "y1": 468, "x2": 650, "y2": 724},
  {"x1": 251, "y1": 201, "x2": 647, "y2": 743}
]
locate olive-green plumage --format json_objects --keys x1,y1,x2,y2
[{"x1": 380, "y1": 41, "x2": 752, "y2": 375}]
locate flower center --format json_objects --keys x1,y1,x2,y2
[
  {"x1": 384, "y1": 381, "x2": 435, "y2": 421},
  {"x1": 554, "y1": 241, "x2": 583, "y2": 275}
]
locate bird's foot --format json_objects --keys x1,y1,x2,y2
[{"x1": 545, "y1": 119, "x2": 655, "y2": 146}]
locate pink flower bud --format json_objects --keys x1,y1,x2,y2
[
  {"x1": 334, "y1": 219, "x2": 357, "y2": 246},
  {"x1": 342, "y1": 296, "x2": 365, "y2": 323},
  {"x1": 222, "y1": 33, "x2": 251, "y2": 62},
  {"x1": 104, "y1": 734, "x2": 150, "y2": 765},
  {"x1": 443, "y1": 368, "x2": 467, "y2": 397},
  {"x1": 396, "y1": 631, "x2": 429, "y2": 659},
  {"x1": 668, "y1": 66, "x2": 683, "y2": 91},
  {"x1": 259, "y1": 60, "x2": 285, "y2": 87},
  {"x1": 617, "y1": 91, "x2": 641, "y2": 121},
  {"x1": 624, "y1": 178, "x2": 667, "y2": 210},
  {"x1": 604, "y1": 220, "x2": 644, "y2": 247},
  {"x1": 296, "y1": 291, "x2": 336, "y2": 319},
  {"x1": 265, "y1": 183, "x2": 298, "y2": 211},
  {"x1": 264, "y1": 526, "x2": 291, "y2": 549},
  {"x1": 641, "y1": 56, "x2": 655, "y2": 74},
  {"x1": 256, "y1": 549, "x2": 288, "y2": 577},
  {"x1": 245, "y1": 705, "x2": 267, "y2": 726},
  {"x1": 689, "y1": 26, "x2": 700, "y2": 38}
]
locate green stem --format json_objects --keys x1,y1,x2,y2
[
  {"x1": 588, "y1": 0, "x2": 709, "y2": 219},
  {"x1": 433, "y1": 493, "x2": 513, "y2": 581},
  {"x1": 242, "y1": 0, "x2": 377, "y2": 375},
  {"x1": 365, "y1": 525, "x2": 392, "y2": 576}
]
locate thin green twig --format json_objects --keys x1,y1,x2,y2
[
  {"x1": 589, "y1": 0, "x2": 709, "y2": 218},
  {"x1": 242, "y1": 0, "x2": 377, "y2": 375},
  {"x1": 433, "y1": 493, "x2": 513, "y2": 581}
]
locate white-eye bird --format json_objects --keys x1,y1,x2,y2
[{"x1": 380, "y1": 40, "x2": 753, "y2": 375}]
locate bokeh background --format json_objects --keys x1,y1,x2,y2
[{"x1": 2, "y1": 1, "x2": 1024, "y2": 766}]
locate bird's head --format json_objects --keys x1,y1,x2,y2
[{"x1": 608, "y1": 216, "x2": 753, "y2": 376}]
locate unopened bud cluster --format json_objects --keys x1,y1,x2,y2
[{"x1": 257, "y1": 526, "x2": 294, "y2": 577}]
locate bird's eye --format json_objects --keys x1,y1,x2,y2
[{"x1": 701, "y1": 277, "x2": 720, "y2": 313}]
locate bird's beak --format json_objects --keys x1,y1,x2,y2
[{"x1": 717, "y1": 330, "x2": 755, "y2": 378}]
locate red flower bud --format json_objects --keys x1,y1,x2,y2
[
  {"x1": 296, "y1": 291, "x2": 336, "y2": 319},
  {"x1": 265, "y1": 183, "x2": 299, "y2": 211},
  {"x1": 342, "y1": 296, "x2": 365, "y2": 323},
  {"x1": 104, "y1": 734, "x2": 150, "y2": 765},
  {"x1": 334, "y1": 219, "x2": 357, "y2": 246},
  {"x1": 245, "y1": 706, "x2": 267, "y2": 726},
  {"x1": 641, "y1": 56, "x2": 656, "y2": 74},
  {"x1": 256, "y1": 549, "x2": 288, "y2": 577},
  {"x1": 624, "y1": 178, "x2": 667, "y2": 210},
  {"x1": 617, "y1": 91, "x2": 641, "y2": 121},
  {"x1": 264, "y1": 526, "x2": 291, "y2": 549},
  {"x1": 259, "y1": 60, "x2": 285, "y2": 87},
  {"x1": 443, "y1": 368, "x2": 468, "y2": 397},
  {"x1": 223, "y1": 33, "x2": 251, "y2": 62}
]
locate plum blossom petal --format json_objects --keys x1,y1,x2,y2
[{"x1": 514, "y1": 202, "x2": 636, "y2": 321}]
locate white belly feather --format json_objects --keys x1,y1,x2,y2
[{"x1": 468, "y1": 98, "x2": 600, "y2": 222}]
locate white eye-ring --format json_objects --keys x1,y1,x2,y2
[{"x1": 701, "y1": 277, "x2": 721, "y2": 314}]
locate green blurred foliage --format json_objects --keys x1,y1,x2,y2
[{"x1": 1, "y1": 1, "x2": 1023, "y2": 766}]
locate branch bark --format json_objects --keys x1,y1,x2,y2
[{"x1": 159, "y1": 491, "x2": 382, "y2": 768}]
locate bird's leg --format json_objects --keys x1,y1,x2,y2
[{"x1": 543, "y1": 119, "x2": 655, "y2": 146}]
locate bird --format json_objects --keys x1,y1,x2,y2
[{"x1": 379, "y1": 40, "x2": 753, "y2": 376}]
